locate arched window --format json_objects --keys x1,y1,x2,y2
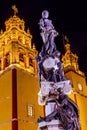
[
  {"x1": 5, "y1": 53, "x2": 10, "y2": 67},
  {"x1": 19, "y1": 53, "x2": 24, "y2": 62},
  {"x1": 29, "y1": 58, "x2": 33, "y2": 67},
  {"x1": 19, "y1": 25, "x2": 22, "y2": 30},
  {"x1": 19, "y1": 48, "x2": 26, "y2": 67},
  {"x1": 28, "y1": 55, "x2": 35, "y2": 73},
  {"x1": 19, "y1": 48, "x2": 25, "y2": 63},
  {"x1": 0, "y1": 59, "x2": 1, "y2": 70}
]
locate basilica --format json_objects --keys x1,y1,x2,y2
[{"x1": 0, "y1": 5, "x2": 87, "y2": 130}]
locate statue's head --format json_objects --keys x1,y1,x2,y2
[{"x1": 42, "y1": 10, "x2": 49, "y2": 19}]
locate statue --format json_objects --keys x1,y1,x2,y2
[
  {"x1": 38, "y1": 10, "x2": 59, "y2": 55},
  {"x1": 37, "y1": 10, "x2": 80, "y2": 130}
]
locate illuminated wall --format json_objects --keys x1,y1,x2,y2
[
  {"x1": 17, "y1": 68, "x2": 44, "y2": 130},
  {"x1": 0, "y1": 71, "x2": 12, "y2": 130}
]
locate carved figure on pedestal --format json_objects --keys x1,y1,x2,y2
[
  {"x1": 37, "y1": 88, "x2": 80, "y2": 130},
  {"x1": 39, "y1": 10, "x2": 58, "y2": 55},
  {"x1": 37, "y1": 10, "x2": 80, "y2": 130}
]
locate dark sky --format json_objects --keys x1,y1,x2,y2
[{"x1": 0, "y1": 0, "x2": 87, "y2": 77}]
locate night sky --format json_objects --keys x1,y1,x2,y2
[{"x1": 0, "y1": 0, "x2": 87, "y2": 77}]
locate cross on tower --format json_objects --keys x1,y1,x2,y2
[
  {"x1": 64, "y1": 35, "x2": 69, "y2": 43},
  {"x1": 12, "y1": 5, "x2": 18, "y2": 15}
]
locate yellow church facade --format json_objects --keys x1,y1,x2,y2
[
  {"x1": 0, "y1": 5, "x2": 44, "y2": 130},
  {"x1": 0, "y1": 5, "x2": 87, "y2": 130}
]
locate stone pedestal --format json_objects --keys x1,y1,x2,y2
[
  {"x1": 38, "y1": 80, "x2": 72, "y2": 106},
  {"x1": 38, "y1": 120, "x2": 64, "y2": 130},
  {"x1": 37, "y1": 80, "x2": 72, "y2": 130}
]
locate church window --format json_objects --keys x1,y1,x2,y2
[
  {"x1": 5, "y1": 53, "x2": 10, "y2": 67},
  {"x1": 29, "y1": 58, "x2": 33, "y2": 67},
  {"x1": 78, "y1": 82, "x2": 83, "y2": 91},
  {"x1": 0, "y1": 59, "x2": 1, "y2": 70},
  {"x1": 18, "y1": 36, "x2": 22, "y2": 42},
  {"x1": 19, "y1": 53, "x2": 24, "y2": 62},
  {"x1": 19, "y1": 25, "x2": 22, "y2": 30},
  {"x1": 27, "y1": 104, "x2": 34, "y2": 117}
]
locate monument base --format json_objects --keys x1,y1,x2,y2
[
  {"x1": 38, "y1": 80, "x2": 72, "y2": 106},
  {"x1": 38, "y1": 120, "x2": 64, "y2": 130}
]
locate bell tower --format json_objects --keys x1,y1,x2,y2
[
  {"x1": 0, "y1": 5, "x2": 44, "y2": 130},
  {"x1": 62, "y1": 36, "x2": 87, "y2": 130}
]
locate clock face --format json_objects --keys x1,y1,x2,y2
[{"x1": 78, "y1": 83, "x2": 83, "y2": 91}]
